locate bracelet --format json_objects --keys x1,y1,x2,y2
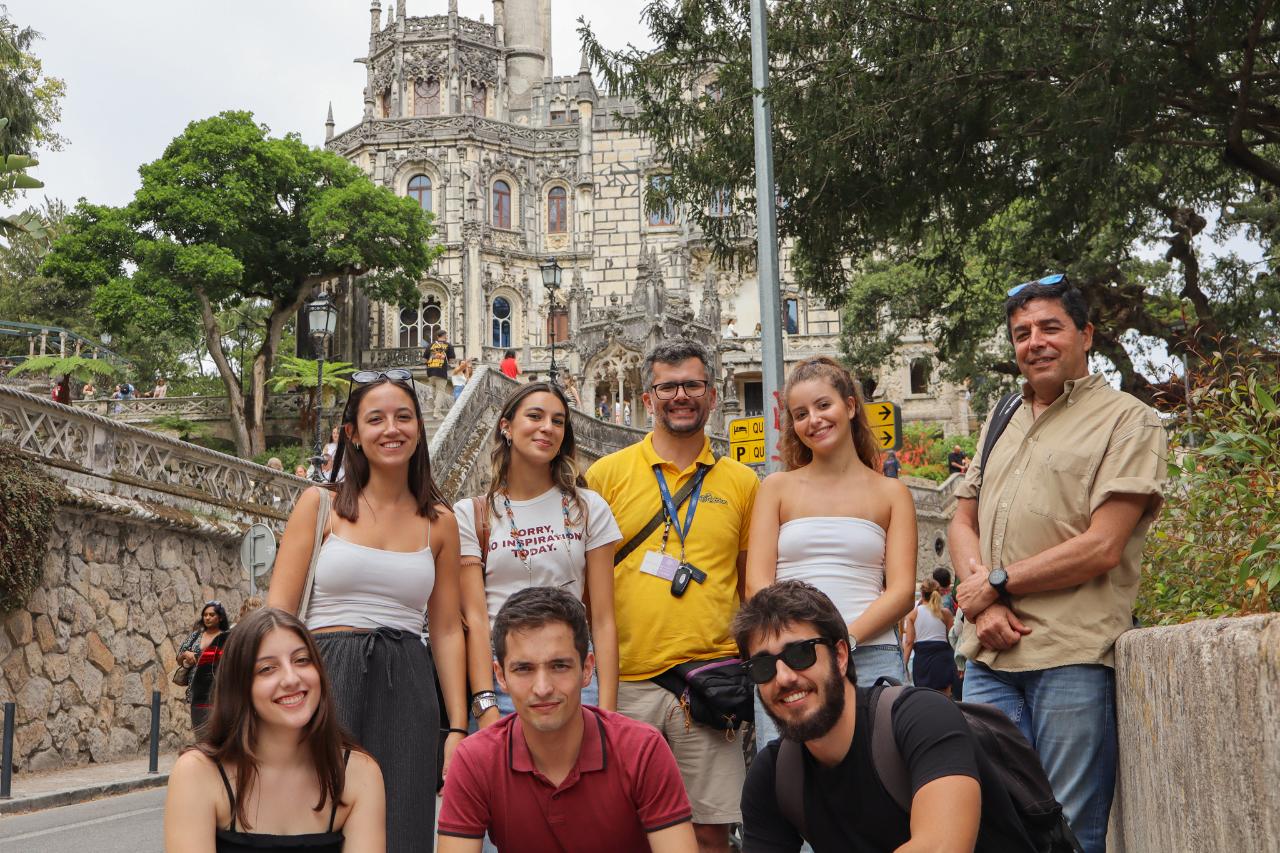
[
  {"x1": 445, "y1": 727, "x2": 468, "y2": 736},
  {"x1": 470, "y1": 690, "x2": 497, "y2": 701}
]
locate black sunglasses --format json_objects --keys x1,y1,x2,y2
[
  {"x1": 351, "y1": 368, "x2": 414, "y2": 385},
  {"x1": 743, "y1": 637, "x2": 835, "y2": 684},
  {"x1": 1007, "y1": 273, "x2": 1068, "y2": 298}
]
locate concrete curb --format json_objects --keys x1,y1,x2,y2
[{"x1": 0, "y1": 772, "x2": 169, "y2": 816}]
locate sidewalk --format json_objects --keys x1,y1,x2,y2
[{"x1": 0, "y1": 752, "x2": 177, "y2": 816}]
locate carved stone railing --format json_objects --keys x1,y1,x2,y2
[
  {"x1": 903, "y1": 472, "x2": 963, "y2": 518},
  {"x1": 720, "y1": 332, "x2": 842, "y2": 361},
  {"x1": 73, "y1": 393, "x2": 330, "y2": 427},
  {"x1": 361, "y1": 348, "x2": 425, "y2": 370},
  {"x1": 0, "y1": 386, "x2": 306, "y2": 524}
]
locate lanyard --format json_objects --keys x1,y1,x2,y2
[
  {"x1": 653, "y1": 463, "x2": 710, "y2": 560},
  {"x1": 501, "y1": 491, "x2": 574, "y2": 584}
]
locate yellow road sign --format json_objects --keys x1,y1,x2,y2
[
  {"x1": 864, "y1": 401, "x2": 902, "y2": 451},
  {"x1": 728, "y1": 416, "x2": 767, "y2": 465}
]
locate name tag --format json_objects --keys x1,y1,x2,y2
[{"x1": 639, "y1": 550, "x2": 680, "y2": 581}]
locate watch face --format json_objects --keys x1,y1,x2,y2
[{"x1": 990, "y1": 568, "x2": 1008, "y2": 586}]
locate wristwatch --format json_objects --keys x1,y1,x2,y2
[
  {"x1": 988, "y1": 566, "x2": 1011, "y2": 600},
  {"x1": 470, "y1": 690, "x2": 498, "y2": 719}
]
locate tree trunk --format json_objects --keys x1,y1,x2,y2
[{"x1": 194, "y1": 289, "x2": 252, "y2": 457}]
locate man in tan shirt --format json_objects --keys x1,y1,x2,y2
[{"x1": 949, "y1": 276, "x2": 1167, "y2": 853}]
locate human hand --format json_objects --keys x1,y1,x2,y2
[
  {"x1": 441, "y1": 730, "x2": 466, "y2": 779},
  {"x1": 973, "y1": 603, "x2": 1032, "y2": 651},
  {"x1": 956, "y1": 558, "x2": 998, "y2": 616},
  {"x1": 180, "y1": 651, "x2": 196, "y2": 667}
]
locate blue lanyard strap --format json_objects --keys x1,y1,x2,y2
[{"x1": 653, "y1": 463, "x2": 710, "y2": 550}]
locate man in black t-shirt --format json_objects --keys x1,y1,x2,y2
[
  {"x1": 733, "y1": 581, "x2": 1035, "y2": 853},
  {"x1": 948, "y1": 444, "x2": 968, "y2": 475},
  {"x1": 423, "y1": 328, "x2": 456, "y2": 418}
]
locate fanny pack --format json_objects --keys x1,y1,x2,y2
[{"x1": 653, "y1": 657, "x2": 754, "y2": 735}]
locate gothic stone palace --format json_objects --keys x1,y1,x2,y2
[{"x1": 321, "y1": 0, "x2": 972, "y2": 434}]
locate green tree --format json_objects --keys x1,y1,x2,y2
[
  {"x1": 0, "y1": 10, "x2": 65, "y2": 161},
  {"x1": 582, "y1": 0, "x2": 1280, "y2": 404},
  {"x1": 43, "y1": 111, "x2": 441, "y2": 457}
]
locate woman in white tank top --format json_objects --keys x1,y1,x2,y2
[
  {"x1": 745, "y1": 357, "x2": 917, "y2": 694},
  {"x1": 903, "y1": 578, "x2": 957, "y2": 695},
  {"x1": 268, "y1": 371, "x2": 467, "y2": 852}
]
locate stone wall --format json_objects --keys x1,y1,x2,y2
[
  {"x1": 1108, "y1": 615, "x2": 1280, "y2": 852},
  {"x1": 0, "y1": 505, "x2": 248, "y2": 773}
]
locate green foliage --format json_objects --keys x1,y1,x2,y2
[
  {"x1": 252, "y1": 444, "x2": 311, "y2": 474},
  {"x1": 147, "y1": 414, "x2": 209, "y2": 442},
  {"x1": 266, "y1": 355, "x2": 355, "y2": 394},
  {"x1": 8, "y1": 353, "x2": 120, "y2": 383},
  {"x1": 1137, "y1": 350, "x2": 1280, "y2": 625},
  {"x1": 0, "y1": 12, "x2": 65, "y2": 160},
  {"x1": 903, "y1": 463, "x2": 948, "y2": 483},
  {"x1": 41, "y1": 111, "x2": 442, "y2": 457},
  {"x1": 0, "y1": 444, "x2": 63, "y2": 612}
]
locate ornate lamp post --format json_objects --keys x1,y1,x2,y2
[
  {"x1": 306, "y1": 293, "x2": 339, "y2": 482},
  {"x1": 539, "y1": 257, "x2": 562, "y2": 385}
]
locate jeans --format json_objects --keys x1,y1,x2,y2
[{"x1": 963, "y1": 663, "x2": 1117, "y2": 853}]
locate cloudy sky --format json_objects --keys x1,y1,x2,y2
[{"x1": 9, "y1": 0, "x2": 653, "y2": 211}]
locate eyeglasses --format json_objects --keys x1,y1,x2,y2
[
  {"x1": 650, "y1": 380, "x2": 709, "y2": 400},
  {"x1": 1007, "y1": 273, "x2": 1068, "y2": 298},
  {"x1": 351, "y1": 368, "x2": 414, "y2": 385},
  {"x1": 743, "y1": 637, "x2": 835, "y2": 684}
]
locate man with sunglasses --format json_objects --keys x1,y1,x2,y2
[
  {"x1": 735, "y1": 581, "x2": 1036, "y2": 852},
  {"x1": 586, "y1": 338, "x2": 759, "y2": 853},
  {"x1": 948, "y1": 275, "x2": 1167, "y2": 853},
  {"x1": 424, "y1": 328, "x2": 457, "y2": 418}
]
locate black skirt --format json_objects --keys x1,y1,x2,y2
[{"x1": 912, "y1": 640, "x2": 957, "y2": 691}]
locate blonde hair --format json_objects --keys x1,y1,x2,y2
[
  {"x1": 919, "y1": 578, "x2": 943, "y2": 620},
  {"x1": 780, "y1": 356, "x2": 882, "y2": 472}
]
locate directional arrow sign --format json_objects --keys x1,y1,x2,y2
[
  {"x1": 863, "y1": 401, "x2": 902, "y2": 451},
  {"x1": 865, "y1": 402, "x2": 897, "y2": 428}
]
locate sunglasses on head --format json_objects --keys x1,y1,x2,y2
[
  {"x1": 1007, "y1": 273, "x2": 1068, "y2": 298},
  {"x1": 351, "y1": 368, "x2": 414, "y2": 385},
  {"x1": 743, "y1": 636, "x2": 836, "y2": 684}
]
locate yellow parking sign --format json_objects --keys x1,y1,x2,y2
[
  {"x1": 864, "y1": 401, "x2": 902, "y2": 451},
  {"x1": 728, "y1": 416, "x2": 766, "y2": 465}
]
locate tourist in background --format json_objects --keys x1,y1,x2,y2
[
  {"x1": 152, "y1": 376, "x2": 168, "y2": 398},
  {"x1": 294, "y1": 464, "x2": 309, "y2": 478},
  {"x1": 902, "y1": 578, "x2": 957, "y2": 696},
  {"x1": 499, "y1": 348, "x2": 519, "y2": 379},
  {"x1": 948, "y1": 443, "x2": 968, "y2": 475},
  {"x1": 266, "y1": 457, "x2": 284, "y2": 472},
  {"x1": 561, "y1": 373, "x2": 582, "y2": 409},
  {"x1": 455, "y1": 381, "x2": 621, "y2": 724},
  {"x1": 934, "y1": 566, "x2": 958, "y2": 614},
  {"x1": 268, "y1": 370, "x2": 468, "y2": 852},
  {"x1": 177, "y1": 600, "x2": 230, "y2": 731},
  {"x1": 164, "y1": 607, "x2": 386, "y2": 853},
  {"x1": 451, "y1": 358, "x2": 472, "y2": 400},
  {"x1": 882, "y1": 448, "x2": 901, "y2": 478},
  {"x1": 424, "y1": 329, "x2": 457, "y2": 418},
  {"x1": 81, "y1": 381, "x2": 96, "y2": 399}
]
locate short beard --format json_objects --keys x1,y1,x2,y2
[
  {"x1": 657, "y1": 406, "x2": 709, "y2": 436},
  {"x1": 764, "y1": 659, "x2": 846, "y2": 743}
]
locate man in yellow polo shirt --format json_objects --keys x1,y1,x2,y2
[{"x1": 587, "y1": 338, "x2": 758, "y2": 853}]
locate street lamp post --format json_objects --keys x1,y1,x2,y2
[
  {"x1": 306, "y1": 293, "x2": 339, "y2": 482},
  {"x1": 539, "y1": 257, "x2": 562, "y2": 385}
]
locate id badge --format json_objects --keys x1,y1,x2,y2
[{"x1": 639, "y1": 550, "x2": 680, "y2": 580}]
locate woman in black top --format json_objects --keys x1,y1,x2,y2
[
  {"x1": 177, "y1": 601, "x2": 230, "y2": 731},
  {"x1": 164, "y1": 608, "x2": 385, "y2": 853}
]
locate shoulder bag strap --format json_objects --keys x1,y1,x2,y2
[
  {"x1": 774, "y1": 739, "x2": 808, "y2": 840},
  {"x1": 869, "y1": 684, "x2": 912, "y2": 813},
  {"x1": 976, "y1": 392, "x2": 1022, "y2": 501},
  {"x1": 472, "y1": 496, "x2": 490, "y2": 572},
  {"x1": 612, "y1": 463, "x2": 710, "y2": 568},
  {"x1": 297, "y1": 488, "x2": 332, "y2": 621}
]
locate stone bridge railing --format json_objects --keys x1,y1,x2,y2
[
  {"x1": 0, "y1": 386, "x2": 306, "y2": 528},
  {"x1": 73, "y1": 392, "x2": 328, "y2": 425}
]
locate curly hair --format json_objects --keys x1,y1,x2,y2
[{"x1": 779, "y1": 356, "x2": 882, "y2": 472}]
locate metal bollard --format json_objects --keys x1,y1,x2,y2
[
  {"x1": 1, "y1": 701, "x2": 14, "y2": 798},
  {"x1": 148, "y1": 691, "x2": 160, "y2": 774}
]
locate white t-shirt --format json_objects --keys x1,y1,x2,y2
[{"x1": 454, "y1": 487, "x2": 622, "y2": 625}]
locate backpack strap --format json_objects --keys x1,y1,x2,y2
[
  {"x1": 472, "y1": 496, "x2": 491, "y2": 573},
  {"x1": 774, "y1": 739, "x2": 807, "y2": 840},
  {"x1": 975, "y1": 392, "x2": 1022, "y2": 502},
  {"x1": 612, "y1": 463, "x2": 710, "y2": 567},
  {"x1": 869, "y1": 683, "x2": 912, "y2": 813}
]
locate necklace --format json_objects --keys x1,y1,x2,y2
[{"x1": 500, "y1": 490, "x2": 575, "y2": 585}]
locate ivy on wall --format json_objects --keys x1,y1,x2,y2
[{"x1": 0, "y1": 443, "x2": 64, "y2": 612}]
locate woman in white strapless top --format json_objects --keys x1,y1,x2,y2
[{"x1": 746, "y1": 356, "x2": 917, "y2": 692}]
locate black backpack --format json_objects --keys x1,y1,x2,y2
[{"x1": 774, "y1": 682, "x2": 1084, "y2": 853}]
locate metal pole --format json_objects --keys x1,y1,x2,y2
[
  {"x1": 1, "y1": 701, "x2": 13, "y2": 798},
  {"x1": 312, "y1": 341, "x2": 326, "y2": 482},
  {"x1": 548, "y1": 294, "x2": 558, "y2": 385},
  {"x1": 749, "y1": 0, "x2": 785, "y2": 474},
  {"x1": 148, "y1": 691, "x2": 161, "y2": 773}
]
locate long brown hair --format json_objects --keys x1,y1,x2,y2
[
  {"x1": 779, "y1": 356, "x2": 882, "y2": 472},
  {"x1": 194, "y1": 608, "x2": 354, "y2": 831},
  {"x1": 484, "y1": 382, "x2": 587, "y2": 523},
  {"x1": 330, "y1": 376, "x2": 445, "y2": 522}
]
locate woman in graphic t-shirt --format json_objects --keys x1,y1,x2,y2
[{"x1": 455, "y1": 382, "x2": 621, "y2": 726}]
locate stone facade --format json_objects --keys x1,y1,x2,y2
[
  {"x1": 0, "y1": 508, "x2": 247, "y2": 774},
  {"x1": 325, "y1": 0, "x2": 971, "y2": 436}
]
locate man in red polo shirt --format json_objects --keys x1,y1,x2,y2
[{"x1": 438, "y1": 587, "x2": 696, "y2": 853}]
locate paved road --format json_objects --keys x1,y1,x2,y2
[{"x1": 0, "y1": 787, "x2": 165, "y2": 853}]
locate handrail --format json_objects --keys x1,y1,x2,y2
[{"x1": 0, "y1": 318, "x2": 126, "y2": 364}]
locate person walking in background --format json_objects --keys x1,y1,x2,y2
[
  {"x1": 902, "y1": 578, "x2": 957, "y2": 696},
  {"x1": 152, "y1": 376, "x2": 168, "y2": 398},
  {"x1": 933, "y1": 566, "x2": 958, "y2": 615},
  {"x1": 437, "y1": 588, "x2": 697, "y2": 853},
  {"x1": 587, "y1": 339, "x2": 759, "y2": 853},
  {"x1": 176, "y1": 600, "x2": 230, "y2": 731},
  {"x1": 499, "y1": 349, "x2": 519, "y2": 379},
  {"x1": 455, "y1": 382, "x2": 622, "y2": 725},
  {"x1": 164, "y1": 607, "x2": 386, "y2": 853},
  {"x1": 452, "y1": 358, "x2": 473, "y2": 400},
  {"x1": 268, "y1": 369, "x2": 469, "y2": 852},
  {"x1": 949, "y1": 275, "x2": 1167, "y2": 853},
  {"x1": 424, "y1": 329, "x2": 457, "y2": 418},
  {"x1": 881, "y1": 449, "x2": 900, "y2": 478}
]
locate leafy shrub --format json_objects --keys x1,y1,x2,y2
[
  {"x1": 902, "y1": 462, "x2": 948, "y2": 482},
  {"x1": 1137, "y1": 349, "x2": 1280, "y2": 625},
  {"x1": 148, "y1": 414, "x2": 209, "y2": 441},
  {"x1": 0, "y1": 444, "x2": 65, "y2": 612},
  {"x1": 253, "y1": 444, "x2": 312, "y2": 474}
]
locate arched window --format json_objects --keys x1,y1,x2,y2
[
  {"x1": 547, "y1": 186, "x2": 567, "y2": 233},
  {"x1": 398, "y1": 295, "x2": 443, "y2": 349},
  {"x1": 910, "y1": 358, "x2": 932, "y2": 395},
  {"x1": 407, "y1": 174, "x2": 432, "y2": 212},
  {"x1": 491, "y1": 296, "x2": 513, "y2": 348},
  {"x1": 414, "y1": 78, "x2": 440, "y2": 116},
  {"x1": 471, "y1": 83, "x2": 488, "y2": 116},
  {"x1": 492, "y1": 180, "x2": 512, "y2": 229}
]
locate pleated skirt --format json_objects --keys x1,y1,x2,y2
[{"x1": 316, "y1": 628, "x2": 440, "y2": 853}]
